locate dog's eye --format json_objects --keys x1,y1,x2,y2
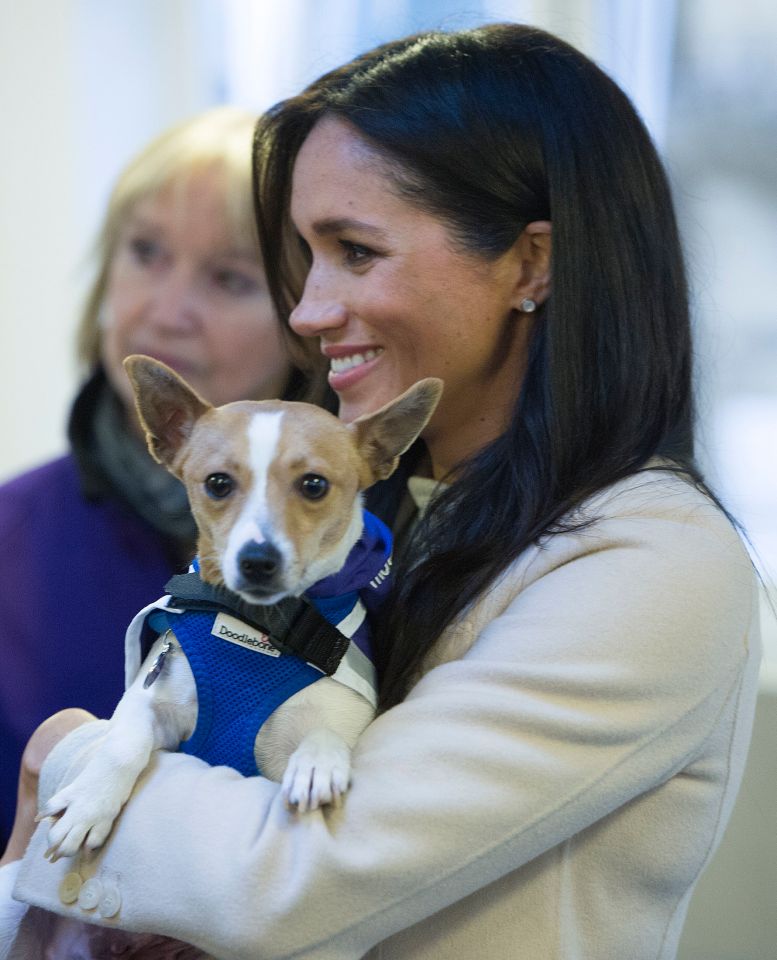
[
  {"x1": 204, "y1": 473, "x2": 234, "y2": 499},
  {"x1": 297, "y1": 474, "x2": 329, "y2": 501}
]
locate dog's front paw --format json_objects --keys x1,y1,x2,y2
[
  {"x1": 281, "y1": 729, "x2": 352, "y2": 813},
  {"x1": 39, "y1": 777, "x2": 127, "y2": 860}
]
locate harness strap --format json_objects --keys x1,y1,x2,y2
[{"x1": 164, "y1": 573, "x2": 350, "y2": 676}]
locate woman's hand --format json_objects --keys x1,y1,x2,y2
[{"x1": 0, "y1": 709, "x2": 95, "y2": 866}]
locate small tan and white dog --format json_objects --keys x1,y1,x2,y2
[{"x1": 39, "y1": 355, "x2": 441, "y2": 861}]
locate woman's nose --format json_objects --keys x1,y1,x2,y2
[
  {"x1": 289, "y1": 272, "x2": 349, "y2": 338},
  {"x1": 148, "y1": 268, "x2": 202, "y2": 332}
]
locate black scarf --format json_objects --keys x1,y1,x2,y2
[{"x1": 68, "y1": 368, "x2": 197, "y2": 553}]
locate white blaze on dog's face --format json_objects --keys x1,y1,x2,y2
[
  {"x1": 125, "y1": 354, "x2": 442, "y2": 604},
  {"x1": 178, "y1": 400, "x2": 365, "y2": 603}
]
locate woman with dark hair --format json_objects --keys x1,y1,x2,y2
[
  {"x1": 3, "y1": 24, "x2": 760, "y2": 960},
  {"x1": 254, "y1": 23, "x2": 702, "y2": 710}
]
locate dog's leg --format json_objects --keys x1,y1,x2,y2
[
  {"x1": 256, "y1": 679, "x2": 375, "y2": 813},
  {"x1": 281, "y1": 728, "x2": 354, "y2": 813},
  {"x1": 39, "y1": 634, "x2": 196, "y2": 860}
]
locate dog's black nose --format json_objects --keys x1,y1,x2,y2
[{"x1": 237, "y1": 542, "x2": 282, "y2": 584}]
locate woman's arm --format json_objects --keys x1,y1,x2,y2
[
  {"x1": 1, "y1": 710, "x2": 96, "y2": 960},
  {"x1": 12, "y1": 483, "x2": 760, "y2": 960},
  {"x1": 0, "y1": 862, "x2": 25, "y2": 960},
  {"x1": 1, "y1": 709, "x2": 96, "y2": 867}
]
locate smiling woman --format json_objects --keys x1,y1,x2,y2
[{"x1": 289, "y1": 116, "x2": 550, "y2": 478}]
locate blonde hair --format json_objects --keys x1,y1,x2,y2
[{"x1": 77, "y1": 106, "x2": 301, "y2": 374}]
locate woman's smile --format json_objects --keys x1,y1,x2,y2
[{"x1": 325, "y1": 345, "x2": 385, "y2": 389}]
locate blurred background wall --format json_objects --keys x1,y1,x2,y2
[{"x1": 1, "y1": 2, "x2": 774, "y2": 956}]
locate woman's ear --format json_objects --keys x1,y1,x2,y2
[{"x1": 511, "y1": 220, "x2": 552, "y2": 311}]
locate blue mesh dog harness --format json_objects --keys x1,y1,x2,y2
[{"x1": 126, "y1": 510, "x2": 391, "y2": 777}]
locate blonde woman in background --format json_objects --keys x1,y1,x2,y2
[{"x1": 0, "y1": 107, "x2": 318, "y2": 849}]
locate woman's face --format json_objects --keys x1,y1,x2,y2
[
  {"x1": 289, "y1": 117, "x2": 538, "y2": 476},
  {"x1": 101, "y1": 169, "x2": 291, "y2": 412}
]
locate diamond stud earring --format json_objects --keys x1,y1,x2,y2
[{"x1": 520, "y1": 298, "x2": 537, "y2": 313}]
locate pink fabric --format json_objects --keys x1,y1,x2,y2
[{"x1": 40, "y1": 914, "x2": 208, "y2": 960}]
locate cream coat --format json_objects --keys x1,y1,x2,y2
[{"x1": 7, "y1": 469, "x2": 761, "y2": 959}]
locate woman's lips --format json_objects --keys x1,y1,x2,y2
[{"x1": 325, "y1": 347, "x2": 384, "y2": 391}]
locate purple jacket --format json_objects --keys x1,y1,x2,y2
[{"x1": 0, "y1": 455, "x2": 184, "y2": 847}]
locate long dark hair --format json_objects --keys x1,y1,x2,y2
[{"x1": 254, "y1": 24, "x2": 706, "y2": 709}]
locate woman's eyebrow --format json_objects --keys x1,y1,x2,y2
[
  {"x1": 123, "y1": 215, "x2": 163, "y2": 234},
  {"x1": 309, "y1": 217, "x2": 389, "y2": 240}
]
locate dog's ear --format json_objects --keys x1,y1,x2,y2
[
  {"x1": 123, "y1": 355, "x2": 211, "y2": 468},
  {"x1": 350, "y1": 378, "x2": 443, "y2": 486}
]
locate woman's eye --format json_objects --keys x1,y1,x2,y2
[
  {"x1": 212, "y1": 268, "x2": 259, "y2": 296},
  {"x1": 296, "y1": 474, "x2": 329, "y2": 501},
  {"x1": 338, "y1": 240, "x2": 375, "y2": 266},
  {"x1": 204, "y1": 473, "x2": 235, "y2": 499},
  {"x1": 129, "y1": 236, "x2": 163, "y2": 265}
]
